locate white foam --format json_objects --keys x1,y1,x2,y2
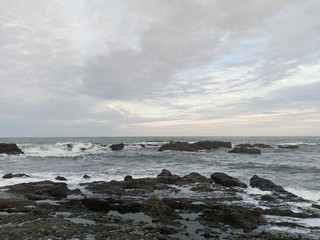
[
  {"x1": 286, "y1": 187, "x2": 320, "y2": 201},
  {"x1": 245, "y1": 186, "x2": 272, "y2": 196}
]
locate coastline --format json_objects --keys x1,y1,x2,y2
[{"x1": 1, "y1": 169, "x2": 319, "y2": 239}]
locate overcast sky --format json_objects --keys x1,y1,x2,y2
[{"x1": 0, "y1": 0, "x2": 319, "y2": 137}]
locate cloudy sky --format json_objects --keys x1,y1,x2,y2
[{"x1": 0, "y1": 0, "x2": 319, "y2": 137}]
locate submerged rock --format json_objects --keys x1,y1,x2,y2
[
  {"x1": 109, "y1": 143, "x2": 124, "y2": 151},
  {"x1": 228, "y1": 146, "x2": 261, "y2": 154},
  {"x1": 0, "y1": 143, "x2": 24, "y2": 155},
  {"x1": 211, "y1": 172, "x2": 247, "y2": 188},
  {"x1": 3, "y1": 173, "x2": 29, "y2": 179}
]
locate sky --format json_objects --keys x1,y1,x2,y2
[{"x1": 0, "y1": 0, "x2": 319, "y2": 137}]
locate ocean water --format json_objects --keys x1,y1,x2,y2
[{"x1": 0, "y1": 136, "x2": 319, "y2": 202}]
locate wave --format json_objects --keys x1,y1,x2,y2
[
  {"x1": 18, "y1": 142, "x2": 110, "y2": 157},
  {"x1": 17, "y1": 141, "x2": 162, "y2": 158}
]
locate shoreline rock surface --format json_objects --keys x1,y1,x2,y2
[{"x1": 0, "y1": 170, "x2": 319, "y2": 239}]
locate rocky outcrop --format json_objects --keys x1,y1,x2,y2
[
  {"x1": 228, "y1": 146, "x2": 261, "y2": 154},
  {"x1": 0, "y1": 143, "x2": 24, "y2": 155},
  {"x1": 159, "y1": 140, "x2": 232, "y2": 152},
  {"x1": 250, "y1": 175, "x2": 286, "y2": 192},
  {"x1": 157, "y1": 169, "x2": 172, "y2": 177},
  {"x1": 6, "y1": 180, "x2": 72, "y2": 199},
  {"x1": 278, "y1": 145, "x2": 299, "y2": 149},
  {"x1": 193, "y1": 140, "x2": 232, "y2": 149},
  {"x1": 250, "y1": 175, "x2": 299, "y2": 201},
  {"x1": 158, "y1": 141, "x2": 203, "y2": 152},
  {"x1": 2, "y1": 173, "x2": 29, "y2": 179},
  {"x1": 109, "y1": 143, "x2": 124, "y2": 151},
  {"x1": 211, "y1": 172, "x2": 247, "y2": 188},
  {"x1": 55, "y1": 176, "x2": 67, "y2": 181},
  {"x1": 236, "y1": 143, "x2": 273, "y2": 149}
]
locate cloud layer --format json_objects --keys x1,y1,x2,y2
[{"x1": 1, "y1": 0, "x2": 319, "y2": 136}]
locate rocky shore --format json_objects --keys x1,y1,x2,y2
[{"x1": 1, "y1": 170, "x2": 319, "y2": 240}]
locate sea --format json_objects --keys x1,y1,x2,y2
[{"x1": 0, "y1": 136, "x2": 319, "y2": 202}]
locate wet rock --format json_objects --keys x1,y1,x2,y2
[
  {"x1": 250, "y1": 175, "x2": 286, "y2": 192},
  {"x1": 183, "y1": 172, "x2": 211, "y2": 184},
  {"x1": 83, "y1": 174, "x2": 91, "y2": 179},
  {"x1": 211, "y1": 172, "x2": 247, "y2": 188},
  {"x1": 55, "y1": 176, "x2": 67, "y2": 181},
  {"x1": 109, "y1": 143, "x2": 124, "y2": 151},
  {"x1": 193, "y1": 140, "x2": 232, "y2": 149},
  {"x1": 261, "y1": 194, "x2": 277, "y2": 202},
  {"x1": 250, "y1": 175, "x2": 300, "y2": 201},
  {"x1": 80, "y1": 147, "x2": 86, "y2": 151},
  {"x1": 158, "y1": 141, "x2": 203, "y2": 152},
  {"x1": 228, "y1": 146, "x2": 261, "y2": 154},
  {"x1": 200, "y1": 204, "x2": 265, "y2": 231},
  {"x1": 157, "y1": 169, "x2": 172, "y2": 177},
  {"x1": 6, "y1": 180, "x2": 71, "y2": 199},
  {"x1": 2, "y1": 173, "x2": 30, "y2": 179},
  {"x1": 236, "y1": 143, "x2": 273, "y2": 149},
  {"x1": 143, "y1": 197, "x2": 181, "y2": 220},
  {"x1": 0, "y1": 143, "x2": 24, "y2": 155},
  {"x1": 0, "y1": 199, "x2": 34, "y2": 209},
  {"x1": 124, "y1": 175, "x2": 133, "y2": 181},
  {"x1": 67, "y1": 143, "x2": 73, "y2": 149},
  {"x1": 278, "y1": 145, "x2": 299, "y2": 149},
  {"x1": 82, "y1": 198, "x2": 110, "y2": 212},
  {"x1": 140, "y1": 144, "x2": 146, "y2": 148}
]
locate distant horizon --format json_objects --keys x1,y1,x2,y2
[
  {"x1": 1, "y1": 135, "x2": 319, "y2": 139},
  {"x1": 1, "y1": 1, "x2": 319, "y2": 137}
]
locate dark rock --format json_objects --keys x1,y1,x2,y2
[
  {"x1": 278, "y1": 145, "x2": 299, "y2": 149},
  {"x1": 140, "y1": 144, "x2": 146, "y2": 148},
  {"x1": 82, "y1": 198, "x2": 110, "y2": 212},
  {"x1": 157, "y1": 169, "x2": 172, "y2": 177},
  {"x1": 200, "y1": 204, "x2": 265, "y2": 231},
  {"x1": 158, "y1": 141, "x2": 203, "y2": 152},
  {"x1": 203, "y1": 232, "x2": 211, "y2": 238},
  {"x1": 0, "y1": 198, "x2": 34, "y2": 208},
  {"x1": 55, "y1": 176, "x2": 68, "y2": 181},
  {"x1": 193, "y1": 140, "x2": 232, "y2": 149},
  {"x1": 183, "y1": 172, "x2": 211, "y2": 184},
  {"x1": 83, "y1": 174, "x2": 91, "y2": 179},
  {"x1": 250, "y1": 175, "x2": 286, "y2": 192},
  {"x1": 124, "y1": 175, "x2": 133, "y2": 181},
  {"x1": 7, "y1": 180, "x2": 70, "y2": 199},
  {"x1": 159, "y1": 226, "x2": 179, "y2": 234},
  {"x1": 228, "y1": 146, "x2": 261, "y2": 154},
  {"x1": 3, "y1": 173, "x2": 29, "y2": 179},
  {"x1": 261, "y1": 194, "x2": 276, "y2": 202},
  {"x1": 0, "y1": 143, "x2": 24, "y2": 155},
  {"x1": 109, "y1": 143, "x2": 124, "y2": 151},
  {"x1": 67, "y1": 143, "x2": 73, "y2": 149},
  {"x1": 143, "y1": 197, "x2": 181, "y2": 220},
  {"x1": 236, "y1": 143, "x2": 273, "y2": 149},
  {"x1": 80, "y1": 147, "x2": 86, "y2": 151},
  {"x1": 211, "y1": 172, "x2": 247, "y2": 188},
  {"x1": 249, "y1": 175, "x2": 300, "y2": 201}
]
